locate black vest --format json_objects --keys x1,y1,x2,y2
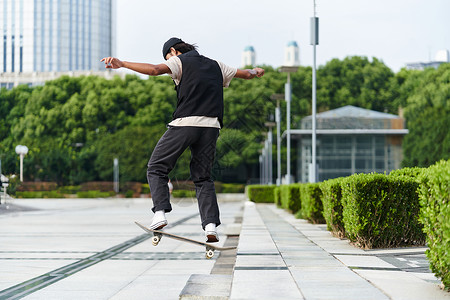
[{"x1": 172, "y1": 50, "x2": 224, "y2": 127}]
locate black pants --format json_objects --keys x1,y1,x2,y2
[{"x1": 147, "y1": 126, "x2": 220, "y2": 229}]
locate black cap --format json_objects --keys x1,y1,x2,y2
[{"x1": 162, "y1": 37, "x2": 184, "y2": 59}]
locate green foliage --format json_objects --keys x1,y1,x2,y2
[
  {"x1": 279, "y1": 184, "x2": 301, "y2": 213},
  {"x1": 274, "y1": 186, "x2": 281, "y2": 207},
  {"x1": 297, "y1": 183, "x2": 324, "y2": 224},
  {"x1": 16, "y1": 191, "x2": 64, "y2": 198},
  {"x1": 341, "y1": 173, "x2": 425, "y2": 249},
  {"x1": 58, "y1": 186, "x2": 81, "y2": 194},
  {"x1": 320, "y1": 178, "x2": 345, "y2": 237},
  {"x1": 389, "y1": 167, "x2": 426, "y2": 179},
  {"x1": 94, "y1": 125, "x2": 166, "y2": 182},
  {"x1": 316, "y1": 56, "x2": 395, "y2": 113},
  {"x1": 246, "y1": 185, "x2": 275, "y2": 203},
  {"x1": 401, "y1": 64, "x2": 450, "y2": 167},
  {"x1": 76, "y1": 190, "x2": 114, "y2": 198},
  {"x1": 172, "y1": 189, "x2": 196, "y2": 198},
  {"x1": 3, "y1": 175, "x2": 20, "y2": 196},
  {"x1": 220, "y1": 183, "x2": 245, "y2": 193},
  {"x1": 418, "y1": 160, "x2": 450, "y2": 288},
  {"x1": 141, "y1": 183, "x2": 150, "y2": 195}
]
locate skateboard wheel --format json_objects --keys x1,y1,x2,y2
[
  {"x1": 206, "y1": 249, "x2": 215, "y2": 259},
  {"x1": 152, "y1": 236, "x2": 160, "y2": 246}
]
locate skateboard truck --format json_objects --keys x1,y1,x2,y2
[{"x1": 151, "y1": 232, "x2": 162, "y2": 246}]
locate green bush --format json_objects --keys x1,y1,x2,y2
[
  {"x1": 141, "y1": 183, "x2": 150, "y2": 194},
  {"x1": 279, "y1": 184, "x2": 301, "y2": 213},
  {"x1": 320, "y1": 178, "x2": 345, "y2": 238},
  {"x1": 246, "y1": 185, "x2": 275, "y2": 203},
  {"x1": 418, "y1": 160, "x2": 450, "y2": 288},
  {"x1": 297, "y1": 183, "x2": 324, "y2": 223},
  {"x1": 4, "y1": 176, "x2": 19, "y2": 196},
  {"x1": 58, "y1": 185, "x2": 81, "y2": 194},
  {"x1": 389, "y1": 167, "x2": 425, "y2": 179},
  {"x1": 274, "y1": 186, "x2": 281, "y2": 207},
  {"x1": 341, "y1": 173, "x2": 425, "y2": 249},
  {"x1": 76, "y1": 190, "x2": 114, "y2": 198},
  {"x1": 16, "y1": 191, "x2": 64, "y2": 198},
  {"x1": 221, "y1": 183, "x2": 245, "y2": 193},
  {"x1": 172, "y1": 189, "x2": 196, "y2": 198}
]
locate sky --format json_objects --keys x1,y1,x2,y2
[{"x1": 115, "y1": 0, "x2": 449, "y2": 72}]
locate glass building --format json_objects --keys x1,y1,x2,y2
[
  {"x1": 0, "y1": 0, "x2": 115, "y2": 74},
  {"x1": 292, "y1": 106, "x2": 408, "y2": 182}
]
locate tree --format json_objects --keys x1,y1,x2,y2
[
  {"x1": 94, "y1": 125, "x2": 166, "y2": 182},
  {"x1": 402, "y1": 64, "x2": 450, "y2": 167}
]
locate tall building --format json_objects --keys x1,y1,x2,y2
[
  {"x1": 284, "y1": 41, "x2": 300, "y2": 66},
  {"x1": 0, "y1": 0, "x2": 115, "y2": 74},
  {"x1": 241, "y1": 45, "x2": 255, "y2": 67}
]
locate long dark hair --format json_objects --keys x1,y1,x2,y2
[{"x1": 173, "y1": 42, "x2": 198, "y2": 54}]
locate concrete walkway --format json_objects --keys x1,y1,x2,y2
[{"x1": 0, "y1": 197, "x2": 448, "y2": 299}]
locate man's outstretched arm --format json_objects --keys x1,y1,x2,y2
[
  {"x1": 100, "y1": 57, "x2": 170, "y2": 76},
  {"x1": 234, "y1": 67, "x2": 265, "y2": 79}
]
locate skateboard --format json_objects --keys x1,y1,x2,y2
[{"x1": 135, "y1": 221, "x2": 236, "y2": 259}]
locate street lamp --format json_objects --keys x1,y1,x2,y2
[
  {"x1": 113, "y1": 158, "x2": 119, "y2": 193},
  {"x1": 265, "y1": 122, "x2": 276, "y2": 185},
  {"x1": 15, "y1": 145, "x2": 28, "y2": 182},
  {"x1": 270, "y1": 93, "x2": 284, "y2": 186},
  {"x1": 280, "y1": 66, "x2": 299, "y2": 184},
  {"x1": 310, "y1": 0, "x2": 319, "y2": 183}
]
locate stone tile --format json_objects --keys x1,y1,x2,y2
[
  {"x1": 230, "y1": 270, "x2": 304, "y2": 300},
  {"x1": 354, "y1": 269, "x2": 450, "y2": 300},
  {"x1": 334, "y1": 255, "x2": 398, "y2": 269},
  {"x1": 235, "y1": 255, "x2": 286, "y2": 268}
]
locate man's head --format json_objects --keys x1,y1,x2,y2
[{"x1": 162, "y1": 37, "x2": 197, "y2": 60}]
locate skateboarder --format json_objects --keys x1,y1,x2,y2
[{"x1": 101, "y1": 37, "x2": 264, "y2": 242}]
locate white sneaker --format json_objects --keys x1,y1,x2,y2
[
  {"x1": 150, "y1": 210, "x2": 168, "y2": 230},
  {"x1": 205, "y1": 231, "x2": 219, "y2": 243},
  {"x1": 205, "y1": 223, "x2": 219, "y2": 242}
]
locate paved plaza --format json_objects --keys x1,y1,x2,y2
[{"x1": 0, "y1": 195, "x2": 448, "y2": 300}]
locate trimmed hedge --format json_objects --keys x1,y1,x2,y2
[
  {"x1": 246, "y1": 185, "x2": 276, "y2": 203},
  {"x1": 341, "y1": 173, "x2": 425, "y2": 249},
  {"x1": 274, "y1": 187, "x2": 281, "y2": 207},
  {"x1": 221, "y1": 183, "x2": 245, "y2": 193},
  {"x1": 279, "y1": 184, "x2": 301, "y2": 213},
  {"x1": 320, "y1": 178, "x2": 345, "y2": 238},
  {"x1": 58, "y1": 185, "x2": 81, "y2": 194},
  {"x1": 16, "y1": 191, "x2": 65, "y2": 198},
  {"x1": 418, "y1": 160, "x2": 450, "y2": 288},
  {"x1": 172, "y1": 189, "x2": 196, "y2": 198},
  {"x1": 297, "y1": 183, "x2": 324, "y2": 223},
  {"x1": 76, "y1": 190, "x2": 115, "y2": 198},
  {"x1": 389, "y1": 167, "x2": 425, "y2": 179}
]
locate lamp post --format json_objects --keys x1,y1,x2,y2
[
  {"x1": 270, "y1": 94, "x2": 284, "y2": 186},
  {"x1": 259, "y1": 155, "x2": 263, "y2": 184},
  {"x1": 265, "y1": 122, "x2": 276, "y2": 185},
  {"x1": 280, "y1": 66, "x2": 299, "y2": 184},
  {"x1": 15, "y1": 145, "x2": 28, "y2": 182},
  {"x1": 113, "y1": 158, "x2": 119, "y2": 194},
  {"x1": 310, "y1": 0, "x2": 319, "y2": 183}
]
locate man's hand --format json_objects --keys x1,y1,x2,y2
[
  {"x1": 235, "y1": 67, "x2": 265, "y2": 79},
  {"x1": 100, "y1": 57, "x2": 123, "y2": 69},
  {"x1": 253, "y1": 67, "x2": 265, "y2": 78}
]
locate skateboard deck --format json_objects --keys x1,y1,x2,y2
[{"x1": 135, "y1": 221, "x2": 236, "y2": 259}]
